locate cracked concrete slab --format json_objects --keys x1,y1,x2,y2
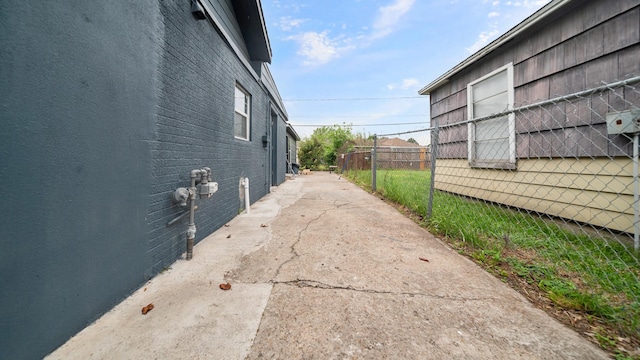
[
  {"x1": 230, "y1": 172, "x2": 608, "y2": 359},
  {"x1": 48, "y1": 172, "x2": 608, "y2": 359}
]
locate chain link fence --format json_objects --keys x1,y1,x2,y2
[{"x1": 341, "y1": 77, "x2": 640, "y2": 352}]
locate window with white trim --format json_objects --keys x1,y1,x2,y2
[
  {"x1": 234, "y1": 84, "x2": 250, "y2": 140},
  {"x1": 467, "y1": 63, "x2": 516, "y2": 169}
]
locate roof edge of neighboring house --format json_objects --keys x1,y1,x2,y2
[
  {"x1": 286, "y1": 123, "x2": 301, "y2": 141},
  {"x1": 418, "y1": 0, "x2": 573, "y2": 96}
]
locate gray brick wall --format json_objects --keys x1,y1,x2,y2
[
  {"x1": 0, "y1": 1, "x2": 287, "y2": 358},
  {"x1": 0, "y1": 2, "x2": 161, "y2": 359},
  {"x1": 147, "y1": 0, "x2": 274, "y2": 274}
]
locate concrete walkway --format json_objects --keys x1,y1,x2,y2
[{"x1": 48, "y1": 172, "x2": 608, "y2": 359}]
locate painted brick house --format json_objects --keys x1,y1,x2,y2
[
  {"x1": 0, "y1": 1, "x2": 295, "y2": 358},
  {"x1": 419, "y1": 0, "x2": 640, "y2": 233}
]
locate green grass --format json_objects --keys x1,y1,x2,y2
[{"x1": 344, "y1": 168, "x2": 640, "y2": 348}]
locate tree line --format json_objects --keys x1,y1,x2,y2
[{"x1": 297, "y1": 125, "x2": 418, "y2": 170}]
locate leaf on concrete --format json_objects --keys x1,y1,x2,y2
[
  {"x1": 219, "y1": 283, "x2": 232, "y2": 290},
  {"x1": 141, "y1": 303, "x2": 154, "y2": 315}
]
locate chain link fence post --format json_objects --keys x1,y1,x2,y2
[
  {"x1": 634, "y1": 134, "x2": 640, "y2": 251},
  {"x1": 372, "y1": 135, "x2": 377, "y2": 192},
  {"x1": 427, "y1": 124, "x2": 438, "y2": 219}
]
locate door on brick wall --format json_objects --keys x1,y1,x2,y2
[{"x1": 271, "y1": 111, "x2": 278, "y2": 186}]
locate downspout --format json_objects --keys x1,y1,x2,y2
[{"x1": 242, "y1": 177, "x2": 251, "y2": 214}]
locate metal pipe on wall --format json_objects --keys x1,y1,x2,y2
[
  {"x1": 186, "y1": 170, "x2": 200, "y2": 260},
  {"x1": 166, "y1": 167, "x2": 217, "y2": 261}
]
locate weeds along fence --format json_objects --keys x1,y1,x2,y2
[{"x1": 343, "y1": 77, "x2": 640, "y2": 345}]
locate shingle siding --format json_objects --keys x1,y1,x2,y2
[
  {"x1": 431, "y1": 0, "x2": 640, "y2": 160},
  {"x1": 425, "y1": 0, "x2": 640, "y2": 234}
]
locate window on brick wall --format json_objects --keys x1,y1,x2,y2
[
  {"x1": 467, "y1": 63, "x2": 516, "y2": 169},
  {"x1": 234, "y1": 84, "x2": 251, "y2": 140}
]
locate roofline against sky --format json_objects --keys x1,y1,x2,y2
[
  {"x1": 418, "y1": 0, "x2": 573, "y2": 96},
  {"x1": 255, "y1": 0, "x2": 273, "y2": 60}
]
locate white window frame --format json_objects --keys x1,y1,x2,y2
[
  {"x1": 467, "y1": 63, "x2": 516, "y2": 169},
  {"x1": 234, "y1": 84, "x2": 251, "y2": 141}
]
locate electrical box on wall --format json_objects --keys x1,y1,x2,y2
[{"x1": 606, "y1": 110, "x2": 640, "y2": 135}]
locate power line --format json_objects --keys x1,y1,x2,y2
[
  {"x1": 289, "y1": 114, "x2": 428, "y2": 118},
  {"x1": 378, "y1": 127, "x2": 432, "y2": 137},
  {"x1": 283, "y1": 96, "x2": 425, "y2": 102},
  {"x1": 290, "y1": 121, "x2": 429, "y2": 127}
]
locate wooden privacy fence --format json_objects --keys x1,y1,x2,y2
[
  {"x1": 376, "y1": 147, "x2": 430, "y2": 170},
  {"x1": 337, "y1": 151, "x2": 370, "y2": 171},
  {"x1": 337, "y1": 147, "x2": 430, "y2": 172}
]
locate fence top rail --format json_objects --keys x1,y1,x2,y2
[
  {"x1": 354, "y1": 146, "x2": 428, "y2": 150},
  {"x1": 377, "y1": 75, "x2": 640, "y2": 137}
]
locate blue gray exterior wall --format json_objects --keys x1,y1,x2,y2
[
  {"x1": 0, "y1": 1, "x2": 289, "y2": 359},
  {"x1": 272, "y1": 111, "x2": 289, "y2": 185},
  {"x1": 149, "y1": 0, "x2": 275, "y2": 274}
]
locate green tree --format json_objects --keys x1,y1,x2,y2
[
  {"x1": 298, "y1": 125, "x2": 354, "y2": 169},
  {"x1": 407, "y1": 138, "x2": 418, "y2": 144},
  {"x1": 298, "y1": 136, "x2": 324, "y2": 169}
]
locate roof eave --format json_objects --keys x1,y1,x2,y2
[
  {"x1": 233, "y1": 0, "x2": 272, "y2": 63},
  {"x1": 418, "y1": 0, "x2": 573, "y2": 96},
  {"x1": 286, "y1": 123, "x2": 300, "y2": 141}
]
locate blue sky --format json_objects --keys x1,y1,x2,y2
[{"x1": 262, "y1": 0, "x2": 551, "y2": 144}]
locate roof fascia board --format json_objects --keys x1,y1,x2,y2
[
  {"x1": 197, "y1": 0, "x2": 260, "y2": 82},
  {"x1": 286, "y1": 123, "x2": 300, "y2": 141},
  {"x1": 418, "y1": 0, "x2": 573, "y2": 95},
  {"x1": 232, "y1": 0, "x2": 272, "y2": 62},
  {"x1": 254, "y1": 0, "x2": 272, "y2": 60}
]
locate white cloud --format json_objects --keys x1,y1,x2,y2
[
  {"x1": 287, "y1": 31, "x2": 349, "y2": 66},
  {"x1": 276, "y1": 16, "x2": 306, "y2": 31},
  {"x1": 371, "y1": 0, "x2": 416, "y2": 39},
  {"x1": 464, "y1": 0, "x2": 550, "y2": 54},
  {"x1": 401, "y1": 78, "x2": 420, "y2": 89},
  {"x1": 466, "y1": 26, "x2": 500, "y2": 53},
  {"x1": 505, "y1": 0, "x2": 549, "y2": 7},
  {"x1": 282, "y1": 0, "x2": 421, "y2": 67},
  {"x1": 387, "y1": 78, "x2": 420, "y2": 91}
]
